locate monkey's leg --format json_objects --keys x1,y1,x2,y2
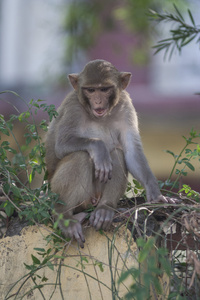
[
  {"x1": 51, "y1": 152, "x2": 94, "y2": 247},
  {"x1": 90, "y1": 149, "x2": 128, "y2": 231}
]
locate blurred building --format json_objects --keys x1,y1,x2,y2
[
  {"x1": 0, "y1": 0, "x2": 200, "y2": 190},
  {"x1": 0, "y1": 0, "x2": 67, "y2": 88}
]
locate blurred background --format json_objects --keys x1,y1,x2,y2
[{"x1": 0, "y1": 0, "x2": 199, "y2": 190}]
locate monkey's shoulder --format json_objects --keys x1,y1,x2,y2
[
  {"x1": 56, "y1": 91, "x2": 84, "y2": 119},
  {"x1": 114, "y1": 91, "x2": 137, "y2": 118},
  {"x1": 59, "y1": 91, "x2": 81, "y2": 109}
]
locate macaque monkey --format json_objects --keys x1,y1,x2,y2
[{"x1": 45, "y1": 59, "x2": 175, "y2": 248}]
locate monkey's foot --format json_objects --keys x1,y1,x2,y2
[
  {"x1": 62, "y1": 213, "x2": 87, "y2": 248},
  {"x1": 151, "y1": 195, "x2": 181, "y2": 204},
  {"x1": 73, "y1": 212, "x2": 88, "y2": 223},
  {"x1": 90, "y1": 207, "x2": 114, "y2": 231}
]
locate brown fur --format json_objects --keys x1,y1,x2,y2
[{"x1": 45, "y1": 59, "x2": 171, "y2": 248}]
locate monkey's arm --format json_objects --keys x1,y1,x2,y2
[
  {"x1": 122, "y1": 130, "x2": 176, "y2": 204},
  {"x1": 55, "y1": 134, "x2": 112, "y2": 183}
]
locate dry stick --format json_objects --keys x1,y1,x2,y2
[
  {"x1": 1, "y1": 184, "x2": 22, "y2": 212},
  {"x1": 86, "y1": 243, "x2": 104, "y2": 300}
]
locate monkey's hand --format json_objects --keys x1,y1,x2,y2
[
  {"x1": 148, "y1": 194, "x2": 181, "y2": 204},
  {"x1": 90, "y1": 206, "x2": 114, "y2": 231},
  {"x1": 90, "y1": 141, "x2": 112, "y2": 183}
]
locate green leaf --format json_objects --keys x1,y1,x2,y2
[
  {"x1": 188, "y1": 9, "x2": 195, "y2": 26},
  {"x1": 26, "y1": 136, "x2": 32, "y2": 145},
  {"x1": 0, "y1": 127, "x2": 10, "y2": 135},
  {"x1": 33, "y1": 103, "x2": 40, "y2": 108},
  {"x1": 18, "y1": 111, "x2": 30, "y2": 122},
  {"x1": 118, "y1": 270, "x2": 131, "y2": 284},
  {"x1": 173, "y1": 4, "x2": 184, "y2": 21},
  {"x1": 11, "y1": 185, "x2": 21, "y2": 198},
  {"x1": 24, "y1": 263, "x2": 35, "y2": 271},
  {"x1": 3, "y1": 183, "x2": 10, "y2": 194},
  {"x1": 152, "y1": 276, "x2": 162, "y2": 294},
  {"x1": 184, "y1": 161, "x2": 195, "y2": 171},
  {"x1": 46, "y1": 248, "x2": 52, "y2": 255},
  {"x1": 136, "y1": 237, "x2": 146, "y2": 248},
  {"x1": 34, "y1": 248, "x2": 46, "y2": 253},
  {"x1": 81, "y1": 256, "x2": 88, "y2": 263},
  {"x1": 159, "y1": 257, "x2": 171, "y2": 276},
  {"x1": 118, "y1": 268, "x2": 139, "y2": 284},
  {"x1": 47, "y1": 261, "x2": 54, "y2": 271},
  {"x1": 41, "y1": 276, "x2": 48, "y2": 282},
  {"x1": 4, "y1": 202, "x2": 14, "y2": 217},
  {"x1": 29, "y1": 173, "x2": 33, "y2": 183},
  {"x1": 31, "y1": 254, "x2": 41, "y2": 265},
  {"x1": 96, "y1": 261, "x2": 104, "y2": 272},
  {"x1": 164, "y1": 150, "x2": 176, "y2": 158},
  {"x1": 1, "y1": 141, "x2": 10, "y2": 147},
  {"x1": 181, "y1": 35, "x2": 196, "y2": 47},
  {"x1": 64, "y1": 219, "x2": 70, "y2": 227},
  {"x1": 138, "y1": 249, "x2": 149, "y2": 263}
]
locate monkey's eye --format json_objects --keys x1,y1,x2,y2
[
  {"x1": 100, "y1": 87, "x2": 110, "y2": 92},
  {"x1": 86, "y1": 88, "x2": 95, "y2": 93}
]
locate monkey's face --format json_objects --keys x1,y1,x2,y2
[
  {"x1": 68, "y1": 60, "x2": 132, "y2": 118},
  {"x1": 82, "y1": 85, "x2": 116, "y2": 118}
]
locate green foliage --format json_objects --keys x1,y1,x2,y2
[
  {"x1": 149, "y1": 4, "x2": 200, "y2": 59},
  {"x1": 63, "y1": 0, "x2": 115, "y2": 64},
  {"x1": 1, "y1": 91, "x2": 200, "y2": 299},
  {"x1": 63, "y1": 0, "x2": 189, "y2": 66},
  {"x1": 179, "y1": 184, "x2": 200, "y2": 201},
  {"x1": 119, "y1": 237, "x2": 170, "y2": 300},
  {"x1": 126, "y1": 178, "x2": 145, "y2": 197},
  {"x1": 0, "y1": 91, "x2": 59, "y2": 223},
  {"x1": 159, "y1": 128, "x2": 200, "y2": 197}
]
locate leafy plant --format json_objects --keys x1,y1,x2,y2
[
  {"x1": 0, "y1": 91, "x2": 59, "y2": 224},
  {"x1": 149, "y1": 4, "x2": 200, "y2": 59},
  {"x1": 119, "y1": 237, "x2": 171, "y2": 300},
  {"x1": 63, "y1": 0, "x2": 115, "y2": 64},
  {"x1": 159, "y1": 128, "x2": 200, "y2": 197},
  {"x1": 62, "y1": 0, "x2": 190, "y2": 66},
  {"x1": 0, "y1": 90, "x2": 199, "y2": 299}
]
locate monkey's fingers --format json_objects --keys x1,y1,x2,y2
[
  {"x1": 90, "y1": 208, "x2": 114, "y2": 231},
  {"x1": 93, "y1": 213, "x2": 102, "y2": 230},
  {"x1": 164, "y1": 196, "x2": 182, "y2": 204},
  {"x1": 72, "y1": 224, "x2": 85, "y2": 248},
  {"x1": 102, "y1": 167, "x2": 112, "y2": 183},
  {"x1": 89, "y1": 211, "x2": 95, "y2": 226},
  {"x1": 89, "y1": 210, "x2": 100, "y2": 229},
  {"x1": 95, "y1": 166, "x2": 110, "y2": 183},
  {"x1": 108, "y1": 169, "x2": 112, "y2": 180},
  {"x1": 100, "y1": 164, "x2": 113, "y2": 183},
  {"x1": 67, "y1": 222, "x2": 85, "y2": 248},
  {"x1": 95, "y1": 167, "x2": 101, "y2": 181},
  {"x1": 102, "y1": 210, "x2": 114, "y2": 231},
  {"x1": 90, "y1": 210, "x2": 103, "y2": 230},
  {"x1": 74, "y1": 230, "x2": 85, "y2": 249},
  {"x1": 151, "y1": 195, "x2": 181, "y2": 204},
  {"x1": 99, "y1": 168, "x2": 106, "y2": 183}
]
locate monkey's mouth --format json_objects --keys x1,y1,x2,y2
[{"x1": 93, "y1": 108, "x2": 108, "y2": 117}]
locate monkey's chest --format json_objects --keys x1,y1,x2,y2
[{"x1": 79, "y1": 125, "x2": 120, "y2": 151}]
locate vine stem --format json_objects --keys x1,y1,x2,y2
[{"x1": 168, "y1": 142, "x2": 189, "y2": 181}]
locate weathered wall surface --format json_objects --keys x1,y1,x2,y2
[{"x1": 0, "y1": 225, "x2": 168, "y2": 299}]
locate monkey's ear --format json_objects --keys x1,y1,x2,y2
[
  {"x1": 120, "y1": 72, "x2": 132, "y2": 90},
  {"x1": 68, "y1": 74, "x2": 79, "y2": 90}
]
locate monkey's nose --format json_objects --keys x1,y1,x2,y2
[{"x1": 95, "y1": 99, "x2": 102, "y2": 104}]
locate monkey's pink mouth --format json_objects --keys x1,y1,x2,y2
[{"x1": 93, "y1": 108, "x2": 108, "y2": 117}]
